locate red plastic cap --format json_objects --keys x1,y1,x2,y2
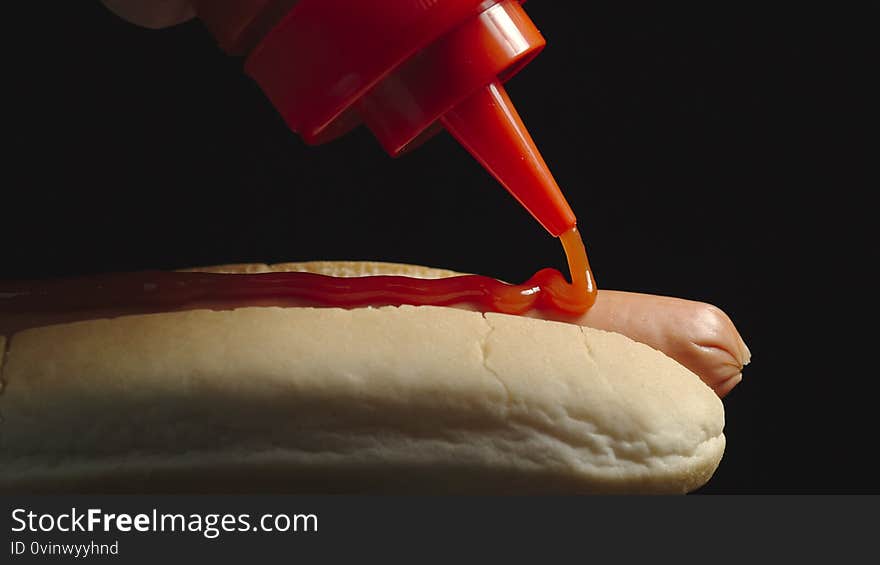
[
  {"x1": 198, "y1": 0, "x2": 577, "y2": 236},
  {"x1": 355, "y1": 0, "x2": 545, "y2": 156},
  {"x1": 242, "y1": 0, "x2": 491, "y2": 143},
  {"x1": 442, "y1": 81, "x2": 576, "y2": 237}
]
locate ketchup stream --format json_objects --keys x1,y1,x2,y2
[{"x1": 0, "y1": 228, "x2": 596, "y2": 316}]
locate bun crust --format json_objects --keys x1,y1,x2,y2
[{"x1": 0, "y1": 262, "x2": 724, "y2": 493}]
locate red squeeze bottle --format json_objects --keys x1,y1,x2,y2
[
  {"x1": 193, "y1": 0, "x2": 576, "y2": 237},
  {"x1": 1, "y1": 2, "x2": 603, "y2": 319},
  {"x1": 188, "y1": 0, "x2": 597, "y2": 313}
]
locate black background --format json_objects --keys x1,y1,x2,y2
[{"x1": 5, "y1": 3, "x2": 869, "y2": 493}]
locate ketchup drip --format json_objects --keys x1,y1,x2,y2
[{"x1": 0, "y1": 228, "x2": 596, "y2": 316}]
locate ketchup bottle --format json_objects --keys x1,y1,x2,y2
[
  {"x1": 193, "y1": 0, "x2": 576, "y2": 237},
  {"x1": 1, "y1": 1, "x2": 599, "y2": 322}
]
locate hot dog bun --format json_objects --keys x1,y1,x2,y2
[
  {"x1": 186, "y1": 261, "x2": 752, "y2": 397},
  {"x1": 0, "y1": 261, "x2": 726, "y2": 494}
]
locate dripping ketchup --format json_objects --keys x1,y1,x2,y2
[{"x1": 0, "y1": 228, "x2": 596, "y2": 317}]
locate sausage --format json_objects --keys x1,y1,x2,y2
[
  {"x1": 0, "y1": 262, "x2": 749, "y2": 397},
  {"x1": 550, "y1": 291, "x2": 750, "y2": 398}
]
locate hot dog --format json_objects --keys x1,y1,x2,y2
[
  {"x1": 185, "y1": 261, "x2": 752, "y2": 398},
  {"x1": 0, "y1": 261, "x2": 744, "y2": 493}
]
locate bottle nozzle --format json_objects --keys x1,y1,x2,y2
[{"x1": 441, "y1": 81, "x2": 576, "y2": 237}]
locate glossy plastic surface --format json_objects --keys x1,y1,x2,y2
[
  {"x1": 243, "y1": 0, "x2": 491, "y2": 143},
  {"x1": 443, "y1": 81, "x2": 576, "y2": 236},
  {"x1": 357, "y1": 0, "x2": 544, "y2": 156},
  {"x1": 196, "y1": 0, "x2": 579, "y2": 237}
]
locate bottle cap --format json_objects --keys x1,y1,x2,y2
[{"x1": 199, "y1": 0, "x2": 576, "y2": 236}]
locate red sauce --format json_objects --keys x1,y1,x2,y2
[{"x1": 0, "y1": 228, "x2": 596, "y2": 316}]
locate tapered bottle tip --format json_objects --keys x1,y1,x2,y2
[{"x1": 441, "y1": 81, "x2": 576, "y2": 237}]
